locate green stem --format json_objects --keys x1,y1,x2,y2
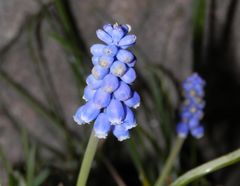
[
  {"x1": 171, "y1": 148, "x2": 240, "y2": 186},
  {"x1": 77, "y1": 130, "x2": 99, "y2": 186},
  {"x1": 154, "y1": 137, "x2": 185, "y2": 186}
]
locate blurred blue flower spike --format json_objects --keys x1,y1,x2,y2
[
  {"x1": 177, "y1": 73, "x2": 206, "y2": 139},
  {"x1": 73, "y1": 23, "x2": 140, "y2": 141}
]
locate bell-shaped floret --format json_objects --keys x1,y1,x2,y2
[
  {"x1": 93, "y1": 88, "x2": 111, "y2": 108},
  {"x1": 99, "y1": 55, "x2": 114, "y2": 68},
  {"x1": 96, "y1": 29, "x2": 113, "y2": 44},
  {"x1": 83, "y1": 86, "x2": 96, "y2": 101},
  {"x1": 80, "y1": 101, "x2": 100, "y2": 123},
  {"x1": 176, "y1": 122, "x2": 189, "y2": 138},
  {"x1": 73, "y1": 106, "x2": 85, "y2": 125},
  {"x1": 86, "y1": 74, "x2": 103, "y2": 89},
  {"x1": 90, "y1": 44, "x2": 105, "y2": 56},
  {"x1": 118, "y1": 35, "x2": 136, "y2": 48},
  {"x1": 112, "y1": 25, "x2": 125, "y2": 43},
  {"x1": 113, "y1": 125, "x2": 130, "y2": 141},
  {"x1": 127, "y1": 60, "x2": 136, "y2": 67},
  {"x1": 188, "y1": 117, "x2": 199, "y2": 128},
  {"x1": 190, "y1": 125, "x2": 204, "y2": 139},
  {"x1": 92, "y1": 56, "x2": 99, "y2": 66},
  {"x1": 92, "y1": 65, "x2": 109, "y2": 80},
  {"x1": 121, "y1": 24, "x2": 131, "y2": 34},
  {"x1": 103, "y1": 24, "x2": 113, "y2": 35},
  {"x1": 106, "y1": 99, "x2": 125, "y2": 124},
  {"x1": 114, "y1": 81, "x2": 132, "y2": 101},
  {"x1": 110, "y1": 61, "x2": 127, "y2": 77},
  {"x1": 103, "y1": 45, "x2": 118, "y2": 57},
  {"x1": 93, "y1": 113, "x2": 111, "y2": 139},
  {"x1": 122, "y1": 106, "x2": 136, "y2": 130},
  {"x1": 124, "y1": 91, "x2": 140, "y2": 108},
  {"x1": 116, "y1": 49, "x2": 135, "y2": 64},
  {"x1": 102, "y1": 74, "x2": 120, "y2": 93},
  {"x1": 121, "y1": 68, "x2": 136, "y2": 84}
]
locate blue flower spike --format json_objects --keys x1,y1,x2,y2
[
  {"x1": 73, "y1": 23, "x2": 140, "y2": 141},
  {"x1": 177, "y1": 73, "x2": 206, "y2": 139}
]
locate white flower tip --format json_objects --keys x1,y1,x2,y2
[
  {"x1": 110, "y1": 119, "x2": 122, "y2": 125},
  {"x1": 194, "y1": 133, "x2": 204, "y2": 139},
  {"x1": 94, "y1": 131, "x2": 108, "y2": 139},
  {"x1": 133, "y1": 103, "x2": 140, "y2": 109},
  {"x1": 117, "y1": 135, "x2": 130, "y2": 141},
  {"x1": 178, "y1": 133, "x2": 187, "y2": 138},
  {"x1": 126, "y1": 24, "x2": 131, "y2": 32},
  {"x1": 81, "y1": 116, "x2": 91, "y2": 124},
  {"x1": 125, "y1": 123, "x2": 137, "y2": 130},
  {"x1": 73, "y1": 116, "x2": 84, "y2": 125},
  {"x1": 113, "y1": 22, "x2": 119, "y2": 28},
  {"x1": 82, "y1": 96, "x2": 87, "y2": 101}
]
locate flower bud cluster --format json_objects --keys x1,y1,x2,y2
[
  {"x1": 177, "y1": 73, "x2": 206, "y2": 139},
  {"x1": 73, "y1": 23, "x2": 140, "y2": 141}
]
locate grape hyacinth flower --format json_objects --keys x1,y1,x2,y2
[
  {"x1": 73, "y1": 23, "x2": 140, "y2": 141},
  {"x1": 177, "y1": 73, "x2": 206, "y2": 139}
]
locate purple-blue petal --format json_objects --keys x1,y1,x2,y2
[
  {"x1": 73, "y1": 106, "x2": 85, "y2": 125},
  {"x1": 103, "y1": 24, "x2": 113, "y2": 36},
  {"x1": 127, "y1": 60, "x2": 136, "y2": 67},
  {"x1": 188, "y1": 117, "x2": 199, "y2": 128},
  {"x1": 86, "y1": 74, "x2": 103, "y2": 89},
  {"x1": 124, "y1": 91, "x2": 140, "y2": 108},
  {"x1": 191, "y1": 125, "x2": 204, "y2": 139},
  {"x1": 106, "y1": 99, "x2": 125, "y2": 124},
  {"x1": 116, "y1": 49, "x2": 135, "y2": 63},
  {"x1": 114, "y1": 81, "x2": 132, "y2": 101},
  {"x1": 112, "y1": 25, "x2": 125, "y2": 43},
  {"x1": 110, "y1": 61, "x2": 127, "y2": 77},
  {"x1": 118, "y1": 35, "x2": 136, "y2": 48},
  {"x1": 96, "y1": 29, "x2": 113, "y2": 44},
  {"x1": 99, "y1": 55, "x2": 114, "y2": 68},
  {"x1": 92, "y1": 56, "x2": 99, "y2": 66},
  {"x1": 83, "y1": 86, "x2": 96, "y2": 101},
  {"x1": 103, "y1": 45, "x2": 118, "y2": 57},
  {"x1": 92, "y1": 65, "x2": 109, "y2": 80},
  {"x1": 121, "y1": 24, "x2": 131, "y2": 34},
  {"x1": 81, "y1": 101, "x2": 100, "y2": 123},
  {"x1": 102, "y1": 74, "x2": 120, "y2": 93},
  {"x1": 121, "y1": 68, "x2": 136, "y2": 84},
  {"x1": 94, "y1": 113, "x2": 111, "y2": 139},
  {"x1": 90, "y1": 44, "x2": 105, "y2": 56},
  {"x1": 113, "y1": 125, "x2": 130, "y2": 141},
  {"x1": 93, "y1": 88, "x2": 111, "y2": 108},
  {"x1": 176, "y1": 122, "x2": 189, "y2": 138},
  {"x1": 122, "y1": 106, "x2": 136, "y2": 130}
]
